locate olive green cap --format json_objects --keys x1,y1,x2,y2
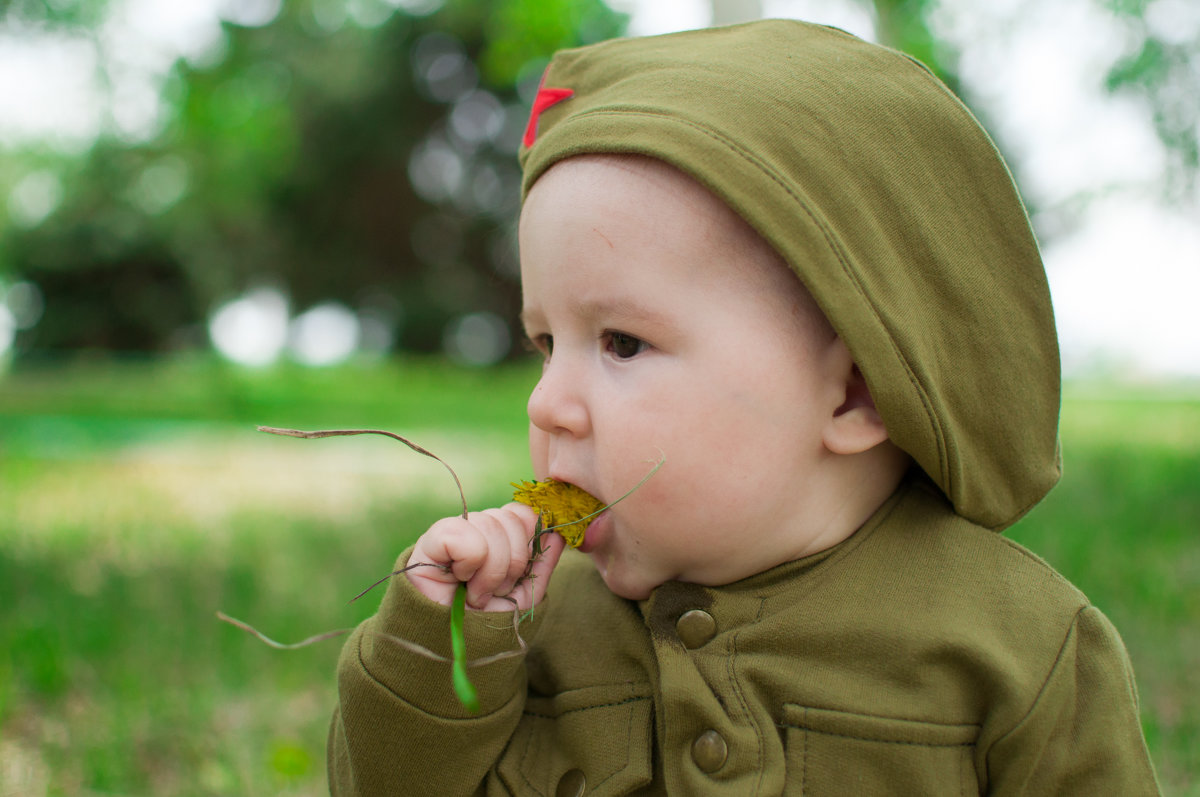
[{"x1": 519, "y1": 19, "x2": 1061, "y2": 530}]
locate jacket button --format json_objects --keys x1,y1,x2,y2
[
  {"x1": 676, "y1": 609, "x2": 716, "y2": 649},
  {"x1": 691, "y1": 729, "x2": 728, "y2": 773},
  {"x1": 555, "y1": 768, "x2": 586, "y2": 797}
]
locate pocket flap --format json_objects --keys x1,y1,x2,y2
[
  {"x1": 783, "y1": 704, "x2": 979, "y2": 746},
  {"x1": 496, "y1": 683, "x2": 654, "y2": 796},
  {"x1": 781, "y1": 704, "x2": 980, "y2": 796}
]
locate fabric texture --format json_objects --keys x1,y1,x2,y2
[
  {"x1": 519, "y1": 19, "x2": 1061, "y2": 531},
  {"x1": 327, "y1": 476, "x2": 1160, "y2": 795}
]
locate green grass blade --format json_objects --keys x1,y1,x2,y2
[{"x1": 450, "y1": 582, "x2": 480, "y2": 714}]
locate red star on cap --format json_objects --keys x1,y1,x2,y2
[{"x1": 523, "y1": 84, "x2": 574, "y2": 148}]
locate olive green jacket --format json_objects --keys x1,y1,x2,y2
[{"x1": 327, "y1": 475, "x2": 1160, "y2": 795}]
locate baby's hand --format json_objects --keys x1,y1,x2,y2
[{"x1": 407, "y1": 503, "x2": 566, "y2": 612}]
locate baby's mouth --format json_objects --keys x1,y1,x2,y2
[
  {"x1": 511, "y1": 478, "x2": 605, "y2": 549},
  {"x1": 576, "y1": 507, "x2": 610, "y2": 554}
]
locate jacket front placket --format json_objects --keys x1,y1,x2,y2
[{"x1": 639, "y1": 581, "x2": 786, "y2": 795}]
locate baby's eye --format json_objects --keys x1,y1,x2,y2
[
  {"x1": 607, "y1": 331, "x2": 648, "y2": 359},
  {"x1": 524, "y1": 333, "x2": 553, "y2": 358}
]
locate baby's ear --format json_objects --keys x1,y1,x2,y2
[{"x1": 823, "y1": 344, "x2": 890, "y2": 456}]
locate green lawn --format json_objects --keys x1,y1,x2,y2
[
  {"x1": 1, "y1": 357, "x2": 1197, "y2": 795},
  {"x1": 1009, "y1": 386, "x2": 1200, "y2": 794}
]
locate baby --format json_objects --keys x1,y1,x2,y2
[{"x1": 329, "y1": 19, "x2": 1160, "y2": 796}]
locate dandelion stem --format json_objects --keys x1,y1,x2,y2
[{"x1": 450, "y1": 582, "x2": 480, "y2": 713}]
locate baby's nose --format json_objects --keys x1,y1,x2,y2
[{"x1": 526, "y1": 360, "x2": 590, "y2": 437}]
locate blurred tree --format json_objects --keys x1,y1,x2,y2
[
  {"x1": 1, "y1": 0, "x2": 626, "y2": 357},
  {"x1": 0, "y1": 0, "x2": 1193, "y2": 359},
  {"x1": 891, "y1": 0, "x2": 1198, "y2": 204},
  {"x1": 0, "y1": 0, "x2": 111, "y2": 26},
  {"x1": 1102, "y1": 0, "x2": 1199, "y2": 203}
]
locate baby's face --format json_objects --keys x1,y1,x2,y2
[{"x1": 519, "y1": 155, "x2": 846, "y2": 599}]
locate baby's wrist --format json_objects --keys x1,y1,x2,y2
[{"x1": 362, "y1": 550, "x2": 541, "y2": 717}]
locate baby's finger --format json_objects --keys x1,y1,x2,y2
[
  {"x1": 425, "y1": 517, "x2": 488, "y2": 570},
  {"x1": 525, "y1": 527, "x2": 567, "y2": 606},
  {"x1": 460, "y1": 512, "x2": 517, "y2": 608},
  {"x1": 407, "y1": 516, "x2": 489, "y2": 605},
  {"x1": 489, "y1": 503, "x2": 542, "y2": 598}
]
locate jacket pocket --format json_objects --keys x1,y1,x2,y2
[
  {"x1": 782, "y1": 704, "x2": 980, "y2": 796},
  {"x1": 494, "y1": 683, "x2": 654, "y2": 797}
]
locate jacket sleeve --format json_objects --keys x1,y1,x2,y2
[
  {"x1": 327, "y1": 549, "x2": 543, "y2": 797},
  {"x1": 984, "y1": 605, "x2": 1161, "y2": 795}
]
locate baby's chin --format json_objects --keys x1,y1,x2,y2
[{"x1": 590, "y1": 556, "x2": 659, "y2": 601}]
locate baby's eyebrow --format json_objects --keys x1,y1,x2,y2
[
  {"x1": 572, "y1": 297, "x2": 670, "y2": 325},
  {"x1": 520, "y1": 297, "x2": 671, "y2": 331}
]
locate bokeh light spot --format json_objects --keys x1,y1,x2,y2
[
  {"x1": 208, "y1": 288, "x2": 289, "y2": 367},
  {"x1": 408, "y1": 137, "x2": 464, "y2": 203},
  {"x1": 8, "y1": 172, "x2": 63, "y2": 228},
  {"x1": 5, "y1": 281, "x2": 45, "y2": 330},
  {"x1": 130, "y1": 155, "x2": 189, "y2": 215},
  {"x1": 288, "y1": 301, "x2": 361, "y2": 367},
  {"x1": 0, "y1": 305, "x2": 15, "y2": 359},
  {"x1": 220, "y1": 0, "x2": 282, "y2": 28},
  {"x1": 443, "y1": 311, "x2": 511, "y2": 367}
]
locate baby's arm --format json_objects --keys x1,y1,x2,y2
[
  {"x1": 328, "y1": 505, "x2": 566, "y2": 797},
  {"x1": 985, "y1": 605, "x2": 1161, "y2": 795}
]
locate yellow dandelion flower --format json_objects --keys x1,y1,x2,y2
[{"x1": 511, "y1": 479, "x2": 604, "y2": 548}]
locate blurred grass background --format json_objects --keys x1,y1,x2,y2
[
  {"x1": 0, "y1": 357, "x2": 1197, "y2": 795},
  {"x1": 0, "y1": 355, "x2": 536, "y2": 795},
  {"x1": 2, "y1": 1, "x2": 1198, "y2": 794}
]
